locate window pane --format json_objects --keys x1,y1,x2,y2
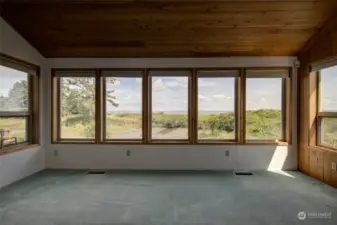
[
  {"x1": 105, "y1": 76, "x2": 142, "y2": 139},
  {"x1": 0, "y1": 65, "x2": 28, "y2": 111},
  {"x1": 246, "y1": 77, "x2": 283, "y2": 140},
  {"x1": 320, "y1": 65, "x2": 337, "y2": 112},
  {"x1": 60, "y1": 77, "x2": 95, "y2": 139},
  {"x1": 198, "y1": 77, "x2": 235, "y2": 140},
  {"x1": 0, "y1": 117, "x2": 27, "y2": 148},
  {"x1": 320, "y1": 117, "x2": 337, "y2": 149},
  {"x1": 151, "y1": 73, "x2": 189, "y2": 140}
]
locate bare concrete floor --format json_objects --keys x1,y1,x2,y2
[{"x1": 0, "y1": 170, "x2": 336, "y2": 225}]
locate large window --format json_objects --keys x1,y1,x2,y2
[
  {"x1": 245, "y1": 70, "x2": 290, "y2": 142},
  {"x1": 103, "y1": 71, "x2": 143, "y2": 142},
  {"x1": 197, "y1": 70, "x2": 238, "y2": 142},
  {"x1": 149, "y1": 70, "x2": 190, "y2": 142},
  {"x1": 51, "y1": 68, "x2": 291, "y2": 145},
  {"x1": 0, "y1": 54, "x2": 39, "y2": 151},
  {"x1": 317, "y1": 65, "x2": 337, "y2": 149},
  {"x1": 53, "y1": 70, "x2": 96, "y2": 141}
]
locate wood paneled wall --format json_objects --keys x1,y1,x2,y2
[{"x1": 298, "y1": 15, "x2": 337, "y2": 188}]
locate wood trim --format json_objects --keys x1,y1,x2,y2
[
  {"x1": 195, "y1": 69, "x2": 239, "y2": 143},
  {"x1": 51, "y1": 67, "x2": 294, "y2": 146},
  {"x1": 243, "y1": 141, "x2": 289, "y2": 146},
  {"x1": 245, "y1": 67, "x2": 292, "y2": 71},
  {"x1": 287, "y1": 68, "x2": 293, "y2": 144},
  {"x1": 188, "y1": 70, "x2": 193, "y2": 143},
  {"x1": 95, "y1": 69, "x2": 102, "y2": 143},
  {"x1": 29, "y1": 72, "x2": 40, "y2": 144},
  {"x1": 191, "y1": 68, "x2": 197, "y2": 144},
  {"x1": 309, "y1": 71, "x2": 318, "y2": 146},
  {"x1": 52, "y1": 69, "x2": 96, "y2": 142},
  {"x1": 0, "y1": 144, "x2": 40, "y2": 156},
  {"x1": 244, "y1": 68, "x2": 291, "y2": 142},
  {"x1": 0, "y1": 54, "x2": 40, "y2": 151},
  {"x1": 102, "y1": 76, "x2": 107, "y2": 141},
  {"x1": 148, "y1": 70, "x2": 153, "y2": 142},
  {"x1": 313, "y1": 144, "x2": 337, "y2": 153},
  {"x1": 317, "y1": 112, "x2": 337, "y2": 117},
  {"x1": 0, "y1": 52, "x2": 39, "y2": 72},
  {"x1": 52, "y1": 141, "x2": 96, "y2": 144},
  {"x1": 241, "y1": 69, "x2": 246, "y2": 144},
  {"x1": 143, "y1": 69, "x2": 149, "y2": 144},
  {"x1": 101, "y1": 70, "x2": 144, "y2": 142},
  {"x1": 147, "y1": 69, "x2": 192, "y2": 143}
]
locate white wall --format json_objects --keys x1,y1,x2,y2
[
  {"x1": 0, "y1": 17, "x2": 46, "y2": 189},
  {"x1": 47, "y1": 57, "x2": 298, "y2": 171}
]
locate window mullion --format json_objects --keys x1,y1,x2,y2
[{"x1": 95, "y1": 69, "x2": 102, "y2": 144}]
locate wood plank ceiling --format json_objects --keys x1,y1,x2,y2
[{"x1": 1, "y1": 0, "x2": 337, "y2": 57}]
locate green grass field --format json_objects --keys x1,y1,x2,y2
[
  {"x1": 2, "y1": 111, "x2": 336, "y2": 147},
  {"x1": 59, "y1": 110, "x2": 286, "y2": 141}
]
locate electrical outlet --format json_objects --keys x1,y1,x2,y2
[
  {"x1": 225, "y1": 150, "x2": 230, "y2": 157},
  {"x1": 126, "y1": 149, "x2": 131, "y2": 157},
  {"x1": 332, "y1": 162, "x2": 337, "y2": 171},
  {"x1": 54, "y1": 149, "x2": 58, "y2": 157}
]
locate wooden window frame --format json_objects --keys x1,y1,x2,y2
[
  {"x1": 316, "y1": 70, "x2": 337, "y2": 150},
  {"x1": 51, "y1": 69, "x2": 96, "y2": 144},
  {"x1": 147, "y1": 69, "x2": 192, "y2": 144},
  {"x1": 101, "y1": 69, "x2": 145, "y2": 144},
  {"x1": 51, "y1": 67, "x2": 292, "y2": 146},
  {"x1": 243, "y1": 67, "x2": 292, "y2": 145},
  {"x1": 195, "y1": 69, "x2": 240, "y2": 144},
  {"x1": 0, "y1": 53, "x2": 40, "y2": 153}
]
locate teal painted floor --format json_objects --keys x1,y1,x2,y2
[{"x1": 0, "y1": 170, "x2": 336, "y2": 225}]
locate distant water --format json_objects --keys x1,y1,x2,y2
[{"x1": 108, "y1": 111, "x2": 233, "y2": 115}]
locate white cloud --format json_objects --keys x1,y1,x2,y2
[
  {"x1": 174, "y1": 77, "x2": 188, "y2": 84},
  {"x1": 212, "y1": 94, "x2": 232, "y2": 100},
  {"x1": 110, "y1": 80, "x2": 121, "y2": 86},
  {"x1": 152, "y1": 79, "x2": 166, "y2": 91},
  {"x1": 199, "y1": 80, "x2": 217, "y2": 87},
  {"x1": 123, "y1": 95, "x2": 132, "y2": 100},
  {"x1": 253, "y1": 90, "x2": 274, "y2": 95},
  {"x1": 166, "y1": 81, "x2": 187, "y2": 88},
  {"x1": 324, "y1": 98, "x2": 332, "y2": 104},
  {"x1": 198, "y1": 94, "x2": 212, "y2": 101},
  {"x1": 261, "y1": 97, "x2": 266, "y2": 102},
  {"x1": 136, "y1": 78, "x2": 142, "y2": 85}
]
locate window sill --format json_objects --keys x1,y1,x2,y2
[
  {"x1": 52, "y1": 141, "x2": 96, "y2": 144},
  {"x1": 0, "y1": 144, "x2": 40, "y2": 156},
  {"x1": 309, "y1": 145, "x2": 337, "y2": 154},
  {"x1": 244, "y1": 141, "x2": 289, "y2": 146},
  {"x1": 50, "y1": 141, "x2": 289, "y2": 146}
]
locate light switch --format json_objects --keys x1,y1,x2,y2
[{"x1": 332, "y1": 162, "x2": 337, "y2": 171}]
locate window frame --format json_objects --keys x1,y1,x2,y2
[
  {"x1": 195, "y1": 69, "x2": 240, "y2": 144},
  {"x1": 0, "y1": 53, "x2": 40, "y2": 152},
  {"x1": 316, "y1": 69, "x2": 337, "y2": 150},
  {"x1": 101, "y1": 69, "x2": 145, "y2": 144},
  {"x1": 147, "y1": 69, "x2": 192, "y2": 144},
  {"x1": 51, "y1": 69, "x2": 97, "y2": 143},
  {"x1": 243, "y1": 67, "x2": 292, "y2": 145},
  {"x1": 51, "y1": 67, "x2": 292, "y2": 146}
]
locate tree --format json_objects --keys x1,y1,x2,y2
[
  {"x1": 0, "y1": 80, "x2": 28, "y2": 111},
  {"x1": 61, "y1": 77, "x2": 119, "y2": 137}
]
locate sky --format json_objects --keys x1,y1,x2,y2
[
  {"x1": 106, "y1": 73, "x2": 284, "y2": 113},
  {"x1": 0, "y1": 65, "x2": 27, "y2": 98},
  {"x1": 1, "y1": 65, "x2": 336, "y2": 113},
  {"x1": 320, "y1": 65, "x2": 337, "y2": 112}
]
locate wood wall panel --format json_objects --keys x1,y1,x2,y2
[{"x1": 298, "y1": 15, "x2": 337, "y2": 188}]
